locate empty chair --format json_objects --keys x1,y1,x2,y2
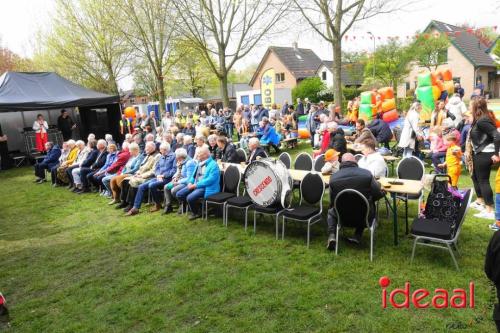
[
  {"x1": 313, "y1": 154, "x2": 326, "y2": 172},
  {"x1": 396, "y1": 156, "x2": 425, "y2": 233},
  {"x1": 410, "y1": 189, "x2": 472, "y2": 270},
  {"x1": 334, "y1": 189, "x2": 377, "y2": 261},
  {"x1": 278, "y1": 152, "x2": 292, "y2": 169},
  {"x1": 203, "y1": 165, "x2": 241, "y2": 221},
  {"x1": 294, "y1": 153, "x2": 313, "y2": 171},
  {"x1": 281, "y1": 173, "x2": 325, "y2": 247},
  {"x1": 253, "y1": 203, "x2": 284, "y2": 240},
  {"x1": 225, "y1": 190, "x2": 254, "y2": 230},
  {"x1": 236, "y1": 148, "x2": 247, "y2": 163}
]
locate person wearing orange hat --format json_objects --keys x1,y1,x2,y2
[{"x1": 321, "y1": 148, "x2": 340, "y2": 175}]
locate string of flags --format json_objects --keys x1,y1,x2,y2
[{"x1": 343, "y1": 25, "x2": 498, "y2": 42}]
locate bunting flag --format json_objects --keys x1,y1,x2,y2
[{"x1": 340, "y1": 25, "x2": 498, "y2": 43}]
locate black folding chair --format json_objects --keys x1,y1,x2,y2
[
  {"x1": 281, "y1": 173, "x2": 325, "y2": 247},
  {"x1": 410, "y1": 189, "x2": 472, "y2": 270},
  {"x1": 225, "y1": 191, "x2": 254, "y2": 230},
  {"x1": 313, "y1": 154, "x2": 325, "y2": 172},
  {"x1": 236, "y1": 148, "x2": 247, "y2": 163},
  {"x1": 278, "y1": 152, "x2": 292, "y2": 169},
  {"x1": 294, "y1": 152, "x2": 313, "y2": 171},
  {"x1": 204, "y1": 165, "x2": 241, "y2": 222},
  {"x1": 396, "y1": 156, "x2": 425, "y2": 233},
  {"x1": 334, "y1": 189, "x2": 377, "y2": 261}
]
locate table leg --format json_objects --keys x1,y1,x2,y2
[{"x1": 392, "y1": 192, "x2": 398, "y2": 246}]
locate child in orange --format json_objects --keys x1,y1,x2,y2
[{"x1": 438, "y1": 133, "x2": 462, "y2": 189}]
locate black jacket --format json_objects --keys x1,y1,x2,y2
[
  {"x1": 220, "y1": 143, "x2": 241, "y2": 163},
  {"x1": 368, "y1": 119, "x2": 393, "y2": 144},
  {"x1": 57, "y1": 115, "x2": 74, "y2": 134},
  {"x1": 329, "y1": 161, "x2": 384, "y2": 211},
  {"x1": 90, "y1": 150, "x2": 108, "y2": 170},
  {"x1": 248, "y1": 146, "x2": 267, "y2": 163},
  {"x1": 328, "y1": 128, "x2": 347, "y2": 155},
  {"x1": 470, "y1": 116, "x2": 500, "y2": 154},
  {"x1": 81, "y1": 148, "x2": 99, "y2": 168},
  {"x1": 485, "y1": 230, "x2": 500, "y2": 285}
]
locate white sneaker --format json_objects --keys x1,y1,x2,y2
[
  {"x1": 470, "y1": 201, "x2": 485, "y2": 211},
  {"x1": 474, "y1": 210, "x2": 495, "y2": 220}
]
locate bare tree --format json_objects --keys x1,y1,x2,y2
[
  {"x1": 112, "y1": 0, "x2": 178, "y2": 113},
  {"x1": 174, "y1": 0, "x2": 291, "y2": 107},
  {"x1": 294, "y1": 0, "x2": 407, "y2": 107},
  {"x1": 35, "y1": 0, "x2": 132, "y2": 94}
]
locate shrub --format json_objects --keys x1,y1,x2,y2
[{"x1": 292, "y1": 77, "x2": 325, "y2": 103}]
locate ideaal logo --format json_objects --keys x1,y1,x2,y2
[{"x1": 379, "y1": 276, "x2": 475, "y2": 309}]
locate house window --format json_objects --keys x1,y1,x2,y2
[
  {"x1": 241, "y1": 95, "x2": 250, "y2": 105},
  {"x1": 321, "y1": 71, "x2": 327, "y2": 81},
  {"x1": 405, "y1": 82, "x2": 410, "y2": 90},
  {"x1": 275, "y1": 73, "x2": 285, "y2": 83},
  {"x1": 453, "y1": 77, "x2": 461, "y2": 84}
]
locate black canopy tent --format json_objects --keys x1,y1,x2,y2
[{"x1": 0, "y1": 72, "x2": 121, "y2": 152}]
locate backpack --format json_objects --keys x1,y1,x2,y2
[{"x1": 423, "y1": 175, "x2": 461, "y2": 225}]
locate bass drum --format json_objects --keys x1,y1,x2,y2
[{"x1": 244, "y1": 158, "x2": 293, "y2": 208}]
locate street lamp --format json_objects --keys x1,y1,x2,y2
[{"x1": 367, "y1": 31, "x2": 375, "y2": 80}]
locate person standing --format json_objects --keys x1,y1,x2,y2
[
  {"x1": 119, "y1": 113, "x2": 133, "y2": 137},
  {"x1": 305, "y1": 98, "x2": 312, "y2": 115},
  {"x1": 281, "y1": 100, "x2": 289, "y2": 118},
  {"x1": 398, "y1": 102, "x2": 424, "y2": 158},
  {"x1": 33, "y1": 114, "x2": 49, "y2": 152},
  {"x1": 296, "y1": 98, "x2": 304, "y2": 116},
  {"x1": 57, "y1": 109, "x2": 76, "y2": 141},
  {"x1": 468, "y1": 98, "x2": 500, "y2": 220},
  {"x1": 0, "y1": 122, "x2": 13, "y2": 170}
]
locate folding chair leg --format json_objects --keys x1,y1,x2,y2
[
  {"x1": 370, "y1": 228, "x2": 374, "y2": 262},
  {"x1": 306, "y1": 219, "x2": 311, "y2": 248},
  {"x1": 224, "y1": 205, "x2": 228, "y2": 227},
  {"x1": 447, "y1": 243, "x2": 460, "y2": 271},
  {"x1": 453, "y1": 242, "x2": 460, "y2": 256},
  {"x1": 410, "y1": 238, "x2": 418, "y2": 264},
  {"x1": 335, "y1": 225, "x2": 340, "y2": 256},
  {"x1": 275, "y1": 214, "x2": 279, "y2": 240},
  {"x1": 253, "y1": 211, "x2": 257, "y2": 234},
  {"x1": 244, "y1": 207, "x2": 248, "y2": 231},
  {"x1": 281, "y1": 216, "x2": 285, "y2": 240},
  {"x1": 405, "y1": 199, "x2": 408, "y2": 235}
]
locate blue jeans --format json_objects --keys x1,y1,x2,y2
[
  {"x1": 224, "y1": 123, "x2": 234, "y2": 138},
  {"x1": 133, "y1": 179, "x2": 154, "y2": 209},
  {"x1": 496, "y1": 194, "x2": 500, "y2": 221},
  {"x1": 431, "y1": 151, "x2": 446, "y2": 173},
  {"x1": 148, "y1": 179, "x2": 169, "y2": 205},
  {"x1": 133, "y1": 179, "x2": 169, "y2": 208},
  {"x1": 176, "y1": 186, "x2": 205, "y2": 214},
  {"x1": 102, "y1": 175, "x2": 114, "y2": 193}
]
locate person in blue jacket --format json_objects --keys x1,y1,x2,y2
[
  {"x1": 34, "y1": 142, "x2": 61, "y2": 183},
  {"x1": 163, "y1": 147, "x2": 197, "y2": 214},
  {"x1": 176, "y1": 146, "x2": 220, "y2": 220},
  {"x1": 126, "y1": 142, "x2": 177, "y2": 216},
  {"x1": 259, "y1": 117, "x2": 281, "y2": 153}
]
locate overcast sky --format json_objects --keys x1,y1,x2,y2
[{"x1": 0, "y1": 0, "x2": 498, "y2": 89}]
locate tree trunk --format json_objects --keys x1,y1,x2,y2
[
  {"x1": 332, "y1": 40, "x2": 343, "y2": 108},
  {"x1": 220, "y1": 74, "x2": 230, "y2": 107},
  {"x1": 157, "y1": 75, "x2": 166, "y2": 115}
]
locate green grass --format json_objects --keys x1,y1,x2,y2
[{"x1": 0, "y1": 143, "x2": 498, "y2": 332}]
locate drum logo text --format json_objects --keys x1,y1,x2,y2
[{"x1": 253, "y1": 176, "x2": 273, "y2": 196}]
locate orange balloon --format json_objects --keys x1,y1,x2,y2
[{"x1": 124, "y1": 107, "x2": 136, "y2": 119}]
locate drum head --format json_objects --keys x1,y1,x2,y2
[{"x1": 244, "y1": 159, "x2": 281, "y2": 207}]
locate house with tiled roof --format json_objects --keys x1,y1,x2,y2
[
  {"x1": 249, "y1": 43, "x2": 323, "y2": 90},
  {"x1": 404, "y1": 20, "x2": 499, "y2": 99},
  {"x1": 317, "y1": 61, "x2": 364, "y2": 88}
]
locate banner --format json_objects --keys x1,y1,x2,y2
[{"x1": 260, "y1": 68, "x2": 275, "y2": 110}]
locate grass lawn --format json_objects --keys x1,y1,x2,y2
[{"x1": 0, "y1": 142, "x2": 498, "y2": 332}]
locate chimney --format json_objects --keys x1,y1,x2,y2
[{"x1": 292, "y1": 42, "x2": 298, "y2": 50}]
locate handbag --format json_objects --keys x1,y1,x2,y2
[{"x1": 423, "y1": 175, "x2": 461, "y2": 227}]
